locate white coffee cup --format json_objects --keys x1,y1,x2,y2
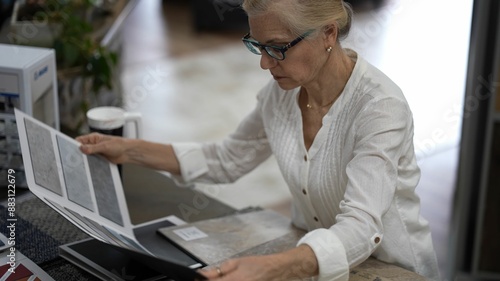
[{"x1": 86, "y1": 106, "x2": 142, "y2": 138}]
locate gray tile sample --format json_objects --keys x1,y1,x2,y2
[
  {"x1": 158, "y1": 210, "x2": 297, "y2": 265},
  {"x1": 57, "y1": 136, "x2": 94, "y2": 211},
  {"x1": 87, "y1": 155, "x2": 123, "y2": 226},
  {"x1": 24, "y1": 118, "x2": 62, "y2": 195}
]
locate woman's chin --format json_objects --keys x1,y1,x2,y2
[{"x1": 274, "y1": 78, "x2": 298, "y2": 90}]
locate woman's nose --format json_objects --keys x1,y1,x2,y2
[{"x1": 260, "y1": 52, "x2": 277, "y2": 70}]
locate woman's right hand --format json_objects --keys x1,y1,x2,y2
[
  {"x1": 76, "y1": 132, "x2": 133, "y2": 164},
  {"x1": 77, "y1": 133, "x2": 181, "y2": 174}
]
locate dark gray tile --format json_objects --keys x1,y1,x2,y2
[
  {"x1": 87, "y1": 155, "x2": 123, "y2": 226},
  {"x1": 24, "y1": 118, "x2": 62, "y2": 195}
]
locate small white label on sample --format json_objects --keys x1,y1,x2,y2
[{"x1": 173, "y1": 226, "x2": 208, "y2": 241}]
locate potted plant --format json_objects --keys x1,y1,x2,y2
[{"x1": 9, "y1": 0, "x2": 120, "y2": 136}]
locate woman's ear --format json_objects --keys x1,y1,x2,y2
[{"x1": 323, "y1": 24, "x2": 338, "y2": 45}]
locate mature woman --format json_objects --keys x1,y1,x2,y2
[{"x1": 78, "y1": 0, "x2": 440, "y2": 280}]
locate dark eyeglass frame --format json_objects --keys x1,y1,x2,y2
[{"x1": 242, "y1": 30, "x2": 314, "y2": 61}]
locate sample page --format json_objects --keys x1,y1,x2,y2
[{"x1": 14, "y1": 109, "x2": 146, "y2": 254}]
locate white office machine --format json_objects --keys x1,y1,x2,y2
[{"x1": 0, "y1": 43, "x2": 59, "y2": 187}]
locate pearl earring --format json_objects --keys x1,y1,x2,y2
[{"x1": 326, "y1": 46, "x2": 333, "y2": 53}]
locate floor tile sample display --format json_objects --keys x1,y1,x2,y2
[
  {"x1": 16, "y1": 109, "x2": 155, "y2": 255},
  {"x1": 14, "y1": 109, "x2": 213, "y2": 277}
]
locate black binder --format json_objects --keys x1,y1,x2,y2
[{"x1": 59, "y1": 238, "x2": 207, "y2": 281}]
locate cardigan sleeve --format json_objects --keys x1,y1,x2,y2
[{"x1": 171, "y1": 92, "x2": 273, "y2": 185}]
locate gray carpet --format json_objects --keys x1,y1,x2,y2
[{"x1": 0, "y1": 194, "x2": 100, "y2": 280}]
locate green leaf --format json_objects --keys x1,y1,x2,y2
[{"x1": 62, "y1": 43, "x2": 81, "y2": 68}]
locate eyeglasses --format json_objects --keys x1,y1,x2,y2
[{"x1": 242, "y1": 30, "x2": 313, "y2": 61}]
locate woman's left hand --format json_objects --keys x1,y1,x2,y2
[
  {"x1": 199, "y1": 246, "x2": 318, "y2": 281},
  {"x1": 200, "y1": 255, "x2": 285, "y2": 281}
]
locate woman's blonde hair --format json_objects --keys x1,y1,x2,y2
[{"x1": 242, "y1": 0, "x2": 353, "y2": 40}]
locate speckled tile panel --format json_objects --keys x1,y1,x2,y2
[
  {"x1": 57, "y1": 136, "x2": 94, "y2": 211},
  {"x1": 24, "y1": 118, "x2": 62, "y2": 195},
  {"x1": 87, "y1": 155, "x2": 123, "y2": 226}
]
